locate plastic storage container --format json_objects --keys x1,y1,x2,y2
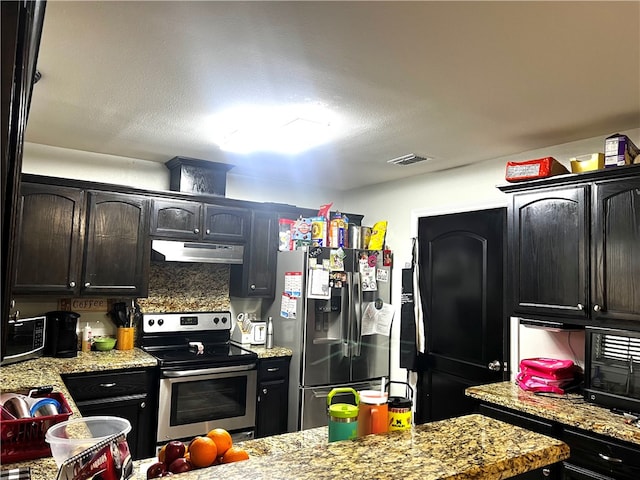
[
  {"x1": 0, "y1": 392, "x2": 73, "y2": 463},
  {"x1": 45, "y1": 415, "x2": 131, "y2": 467}
]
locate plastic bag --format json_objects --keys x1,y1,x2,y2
[{"x1": 368, "y1": 221, "x2": 387, "y2": 250}]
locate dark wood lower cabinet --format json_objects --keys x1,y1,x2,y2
[
  {"x1": 478, "y1": 402, "x2": 640, "y2": 480},
  {"x1": 63, "y1": 368, "x2": 157, "y2": 460},
  {"x1": 256, "y1": 356, "x2": 291, "y2": 438}
]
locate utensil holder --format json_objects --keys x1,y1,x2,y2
[{"x1": 116, "y1": 327, "x2": 134, "y2": 350}]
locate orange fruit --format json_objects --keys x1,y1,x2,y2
[
  {"x1": 188, "y1": 436, "x2": 218, "y2": 468},
  {"x1": 221, "y1": 446, "x2": 249, "y2": 464},
  {"x1": 158, "y1": 444, "x2": 167, "y2": 463},
  {"x1": 207, "y1": 428, "x2": 233, "y2": 457}
]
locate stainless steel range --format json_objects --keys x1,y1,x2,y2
[{"x1": 140, "y1": 311, "x2": 258, "y2": 446}]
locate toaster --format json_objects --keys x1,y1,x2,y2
[{"x1": 249, "y1": 322, "x2": 266, "y2": 345}]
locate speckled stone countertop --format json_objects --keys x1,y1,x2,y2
[
  {"x1": 248, "y1": 345, "x2": 293, "y2": 358},
  {"x1": 0, "y1": 345, "x2": 292, "y2": 477},
  {"x1": 466, "y1": 381, "x2": 640, "y2": 446},
  {"x1": 126, "y1": 414, "x2": 568, "y2": 480}
]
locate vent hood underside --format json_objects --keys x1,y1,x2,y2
[{"x1": 151, "y1": 240, "x2": 244, "y2": 264}]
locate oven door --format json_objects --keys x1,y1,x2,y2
[{"x1": 157, "y1": 363, "x2": 257, "y2": 443}]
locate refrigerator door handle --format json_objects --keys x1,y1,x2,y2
[
  {"x1": 343, "y1": 272, "x2": 352, "y2": 358},
  {"x1": 354, "y1": 271, "x2": 362, "y2": 357}
]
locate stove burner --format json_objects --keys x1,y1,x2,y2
[{"x1": 140, "y1": 311, "x2": 257, "y2": 369}]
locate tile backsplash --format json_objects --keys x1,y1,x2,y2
[{"x1": 137, "y1": 262, "x2": 231, "y2": 313}]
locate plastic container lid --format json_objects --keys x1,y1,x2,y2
[
  {"x1": 359, "y1": 390, "x2": 388, "y2": 405},
  {"x1": 388, "y1": 396, "x2": 412, "y2": 409},
  {"x1": 328, "y1": 403, "x2": 358, "y2": 419}
]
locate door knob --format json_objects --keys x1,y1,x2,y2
[
  {"x1": 206, "y1": 229, "x2": 210, "y2": 235},
  {"x1": 69, "y1": 281, "x2": 76, "y2": 288},
  {"x1": 488, "y1": 360, "x2": 502, "y2": 371},
  {"x1": 593, "y1": 304, "x2": 602, "y2": 312},
  {"x1": 194, "y1": 228, "x2": 200, "y2": 234}
]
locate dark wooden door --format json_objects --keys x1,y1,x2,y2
[
  {"x1": 511, "y1": 186, "x2": 589, "y2": 319},
  {"x1": 230, "y1": 210, "x2": 278, "y2": 297},
  {"x1": 13, "y1": 183, "x2": 84, "y2": 294},
  {"x1": 202, "y1": 205, "x2": 249, "y2": 243},
  {"x1": 417, "y1": 208, "x2": 505, "y2": 422},
  {"x1": 82, "y1": 191, "x2": 150, "y2": 296},
  {"x1": 150, "y1": 198, "x2": 202, "y2": 240},
  {"x1": 592, "y1": 177, "x2": 640, "y2": 324}
]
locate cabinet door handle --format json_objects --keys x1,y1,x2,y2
[
  {"x1": 250, "y1": 284, "x2": 256, "y2": 290},
  {"x1": 262, "y1": 388, "x2": 268, "y2": 394},
  {"x1": 69, "y1": 281, "x2": 76, "y2": 288},
  {"x1": 194, "y1": 228, "x2": 200, "y2": 234},
  {"x1": 140, "y1": 402, "x2": 146, "y2": 409},
  {"x1": 542, "y1": 468, "x2": 551, "y2": 477},
  {"x1": 99, "y1": 383, "x2": 117, "y2": 388},
  {"x1": 593, "y1": 304, "x2": 602, "y2": 312},
  {"x1": 577, "y1": 303, "x2": 584, "y2": 310},
  {"x1": 598, "y1": 452, "x2": 622, "y2": 463},
  {"x1": 84, "y1": 282, "x2": 91, "y2": 288},
  {"x1": 267, "y1": 367, "x2": 280, "y2": 372},
  {"x1": 206, "y1": 229, "x2": 210, "y2": 235}
]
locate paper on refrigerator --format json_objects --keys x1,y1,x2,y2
[{"x1": 361, "y1": 302, "x2": 394, "y2": 336}]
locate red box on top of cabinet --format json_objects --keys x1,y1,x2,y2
[{"x1": 505, "y1": 157, "x2": 569, "y2": 182}]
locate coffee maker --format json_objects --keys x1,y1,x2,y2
[{"x1": 44, "y1": 311, "x2": 80, "y2": 358}]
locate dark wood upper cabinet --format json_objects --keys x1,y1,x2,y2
[
  {"x1": 13, "y1": 183, "x2": 150, "y2": 297},
  {"x1": 591, "y1": 177, "x2": 640, "y2": 323},
  {"x1": 202, "y1": 204, "x2": 249, "y2": 243},
  {"x1": 230, "y1": 210, "x2": 278, "y2": 297},
  {"x1": 500, "y1": 165, "x2": 640, "y2": 327},
  {"x1": 13, "y1": 183, "x2": 85, "y2": 294},
  {"x1": 83, "y1": 191, "x2": 150, "y2": 296},
  {"x1": 151, "y1": 199, "x2": 249, "y2": 243},
  {"x1": 511, "y1": 186, "x2": 589, "y2": 319},
  {"x1": 150, "y1": 198, "x2": 202, "y2": 240}
]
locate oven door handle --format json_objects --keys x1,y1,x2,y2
[{"x1": 162, "y1": 363, "x2": 257, "y2": 377}]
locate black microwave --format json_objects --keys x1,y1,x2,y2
[
  {"x1": 584, "y1": 326, "x2": 640, "y2": 414},
  {"x1": 1, "y1": 315, "x2": 46, "y2": 365}
]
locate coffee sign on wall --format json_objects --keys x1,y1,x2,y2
[{"x1": 59, "y1": 298, "x2": 110, "y2": 312}]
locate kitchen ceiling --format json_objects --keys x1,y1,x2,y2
[{"x1": 25, "y1": 1, "x2": 640, "y2": 191}]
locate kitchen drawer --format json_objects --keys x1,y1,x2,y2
[
  {"x1": 478, "y1": 403, "x2": 560, "y2": 437},
  {"x1": 258, "y1": 357, "x2": 290, "y2": 381},
  {"x1": 562, "y1": 428, "x2": 640, "y2": 480},
  {"x1": 64, "y1": 369, "x2": 151, "y2": 401}
]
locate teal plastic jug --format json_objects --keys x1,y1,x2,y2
[{"x1": 327, "y1": 387, "x2": 359, "y2": 443}]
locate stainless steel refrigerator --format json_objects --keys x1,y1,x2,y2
[{"x1": 264, "y1": 247, "x2": 392, "y2": 432}]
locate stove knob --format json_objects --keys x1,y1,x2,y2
[
  {"x1": 213, "y1": 317, "x2": 219, "y2": 324},
  {"x1": 158, "y1": 318, "x2": 164, "y2": 326},
  {"x1": 221, "y1": 316, "x2": 228, "y2": 324},
  {"x1": 148, "y1": 319, "x2": 155, "y2": 326}
]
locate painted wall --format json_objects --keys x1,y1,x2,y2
[{"x1": 21, "y1": 127, "x2": 640, "y2": 383}]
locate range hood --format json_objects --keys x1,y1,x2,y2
[{"x1": 151, "y1": 240, "x2": 244, "y2": 264}]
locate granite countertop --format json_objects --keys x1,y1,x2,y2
[
  {"x1": 0, "y1": 345, "x2": 292, "y2": 477},
  {"x1": 466, "y1": 381, "x2": 640, "y2": 446},
  {"x1": 249, "y1": 345, "x2": 293, "y2": 359},
  {"x1": 126, "y1": 414, "x2": 568, "y2": 480}
]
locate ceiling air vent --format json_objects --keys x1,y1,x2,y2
[{"x1": 387, "y1": 154, "x2": 431, "y2": 166}]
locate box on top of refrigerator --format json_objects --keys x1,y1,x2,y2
[{"x1": 604, "y1": 133, "x2": 640, "y2": 167}]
